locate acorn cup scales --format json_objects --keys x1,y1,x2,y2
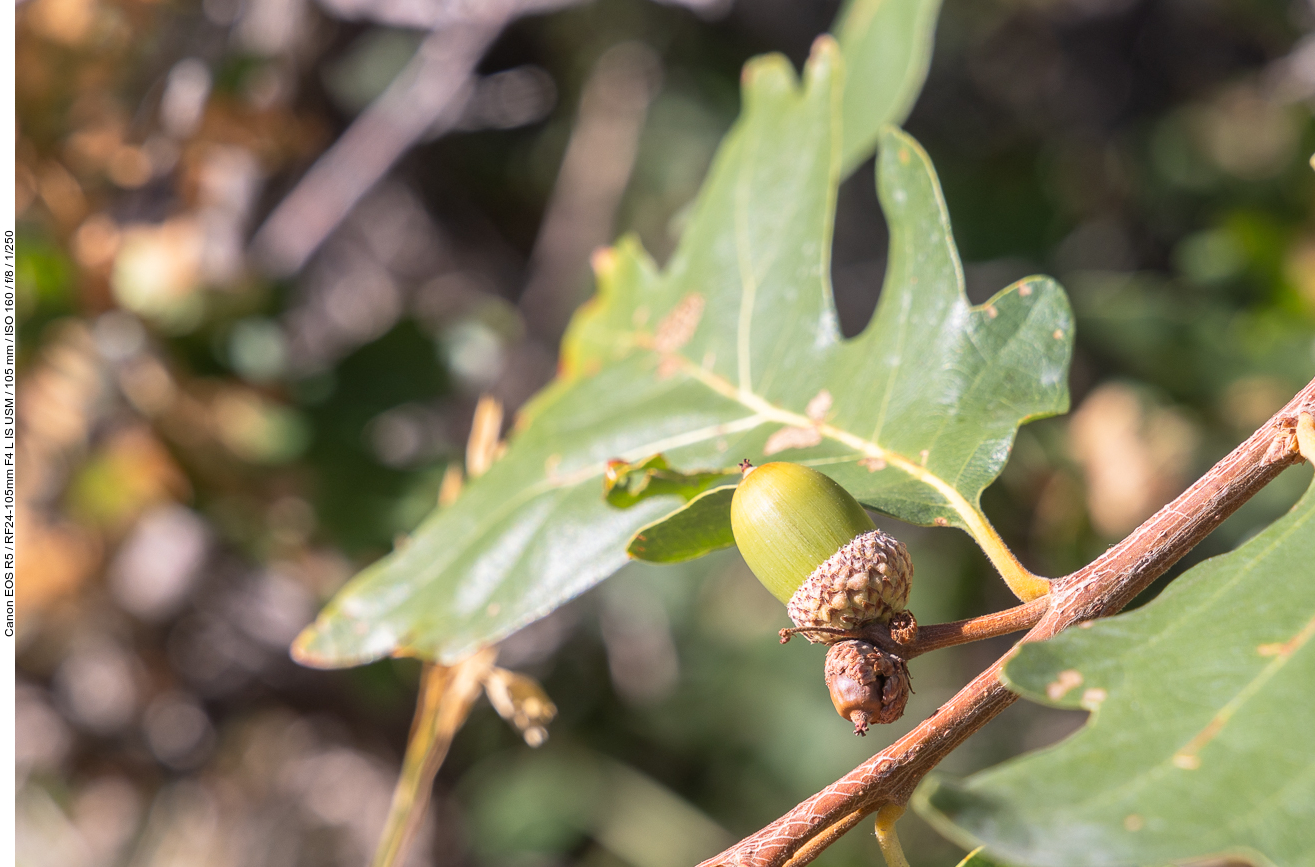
[{"x1": 731, "y1": 462, "x2": 912, "y2": 642}]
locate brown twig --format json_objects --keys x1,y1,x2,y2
[
  {"x1": 699, "y1": 376, "x2": 1315, "y2": 867},
  {"x1": 249, "y1": 0, "x2": 715, "y2": 277},
  {"x1": 369, "y1": 396, "x2": 505, "y2": 867},
  {"x1": 778, "y1": 596, "x2": 1049, "y2": 658},
  {"x1": 251, "y1": 0, "x2": 579, "y2": 276},
  {"x1": 251, "y1": 20, "x2": 496, "y2": 276},
  {"x1": 518, "y1": 42, "x2": 661, "y2": 344},
  {"x1": 867, "y1": 596, "x2": 1051, "y2": 659},
  {"x1": 370, "y1": 649, "x2": 496, "y2": 867}
]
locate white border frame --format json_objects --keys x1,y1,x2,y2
[{"x1": 3, "y1": 0, "x2": 18, "y2": 861}]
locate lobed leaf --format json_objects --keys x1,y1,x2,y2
[
  {"x1": 294, "y1": 36, "x2": 1071, "y2": 668},
  {"x1": 916, "y1": 473, "x2": 1315, "y2": 867}
]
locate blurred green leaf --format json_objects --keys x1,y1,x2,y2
[
  {"x1": 626, "y1": 486, "x2": 736, "y2": 563},
  {"x1": 16, "y1": 232, "x2": 74, "y2": 329},
  {"x1": 465, "y1": 748, "x2": 602, "y2": 858},
  {"x1": 916, "y1": 473, "x2": 1315, "y2": 867},
  {"x1": 294, "y1": 39, "x2": 1070, "y2": 668},
  {"x1": 833, "y1": 0, "x2": 943, "y2": 174},
  {"x1": 464, "y1": 745, "x2": 732, "y2": 866},
  {"x1": 604, "y1": 454, "x2": 738, "y2": 509}
]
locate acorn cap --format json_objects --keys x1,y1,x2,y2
[
  {"x1": 785, "y1": 528, "x2": 912, "y2": 642},
  {"x1": 731, "y1": 462, "x2": 877, "y2": 603}
]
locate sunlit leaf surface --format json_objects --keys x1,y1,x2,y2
[
  {"x1": 917, "y1": 474, "x2": 1315, "y2": 867},
  {"x1": 294, "y1": 39, "x2": 1071, "y2": 668}
]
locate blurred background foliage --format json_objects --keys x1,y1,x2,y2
[{"x1": 13, "y1": 0, "x2": 1315, "y2": 865}]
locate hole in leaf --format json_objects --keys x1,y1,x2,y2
[{"x1": 831, "y1": 156, "x2": 888, "y2": 338}]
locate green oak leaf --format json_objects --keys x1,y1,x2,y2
[
  {"x1": 915, "y1": 473, "x2": 1315, "y2": 867},
  {"x1": 603, "y1": 454, "x2": 738, "y2": 509},
  {"x1": 293, "y1": 37, "x2": 1071, "y2": 668},
  {"x1": 603, "y1": 454, "x2": 739, "y2": 560},
  {"x1": 625, "y1": 486, "x2": 737, "y2": 563},
  {"x1": 834, "y1": 0, "x2": 943, "y2": 174}
]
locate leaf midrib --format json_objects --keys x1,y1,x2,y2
[{"x1": 669, "y1": 351, "x2": 983, "y2": 527}]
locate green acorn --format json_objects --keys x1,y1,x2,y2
[{"x1": 731, "y1": 461, "x2": 912, "y2": 643}]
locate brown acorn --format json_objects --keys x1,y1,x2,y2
[
  {"x1": 730, "y1": 462, "x2": 913, "y2": 644},
  {"x1": 824, "y1": 640, "x2": 911, "y2": 736}
]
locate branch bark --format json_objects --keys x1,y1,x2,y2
[{"x1": 698, "y1": 376, "x2": 1315, "y2": 867}]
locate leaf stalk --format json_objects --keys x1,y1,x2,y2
[
  {"x1": 370, "y1": 650, "x2": 496, "y2": 867},
  {"x1": 874, "y1": 805, "x2": 911, "y2": 867}
]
